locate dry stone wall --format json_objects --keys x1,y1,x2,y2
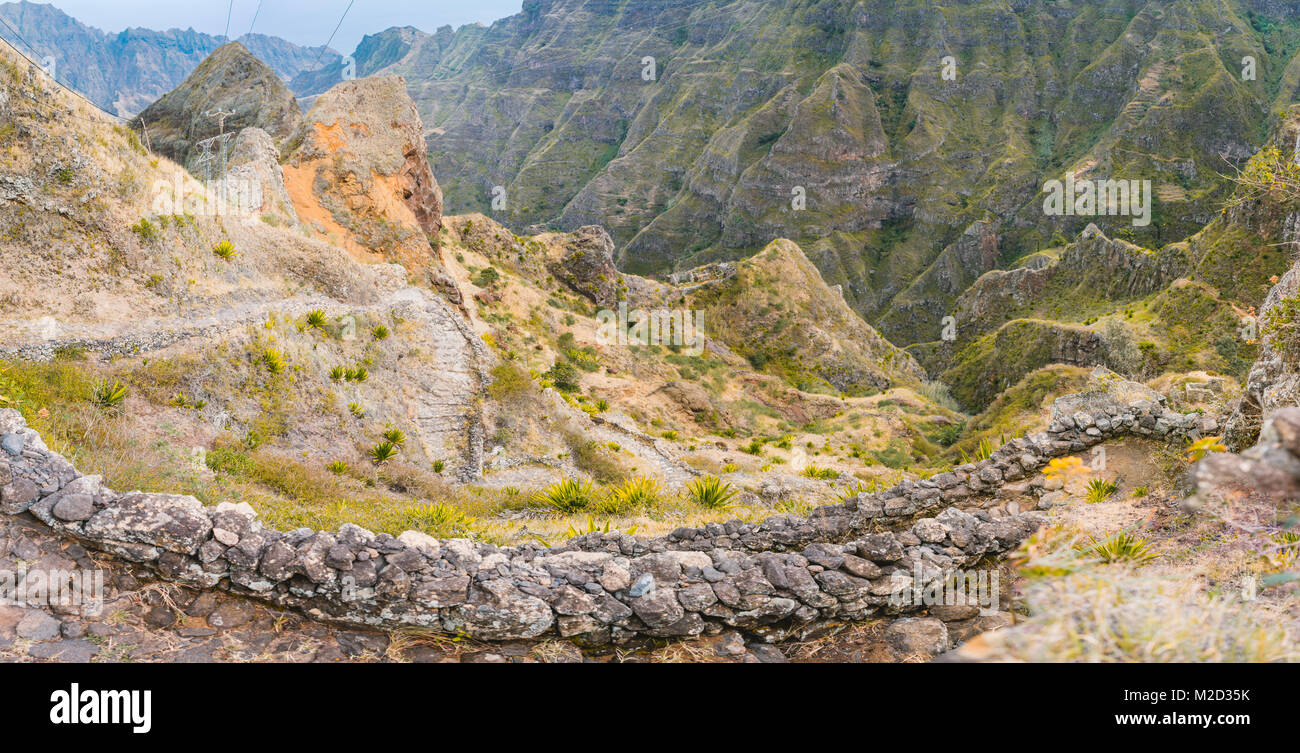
[{"x1": 0, "y1": 375, "x2": 1214, "y2": 644}]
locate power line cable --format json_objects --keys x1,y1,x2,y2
[
  {"x1": 248, "y1": 0, "x2": 265, "y2": 37},
  {"x1": 314, "y1": 0, "x2": 356, "y2": 67},
  {"x1": 224, "y1": 0, "x2": 234, "y2": 40}
]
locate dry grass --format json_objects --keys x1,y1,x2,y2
[{"x1": 993, "y1": 519, "x2": 1299, "y2": 662}]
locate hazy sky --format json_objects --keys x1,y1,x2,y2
[{"x1": 24, "y1": 1, "x2": 524, "y2": 52}]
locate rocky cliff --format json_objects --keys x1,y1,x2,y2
[{"x1": 281, "y1": 76, "x2": 444, "y2": 271}]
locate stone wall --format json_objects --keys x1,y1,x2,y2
[{"x1": 0, "y1": 375, "x2": 1214, "y2": 644}]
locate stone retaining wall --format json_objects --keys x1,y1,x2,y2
[{"x1": 0, "y1": 376, "x2": 1214, "y2": 644}]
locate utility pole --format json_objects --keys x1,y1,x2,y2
[{"x1": 204, "y1": 108, "x2": 236, "y2": 205}]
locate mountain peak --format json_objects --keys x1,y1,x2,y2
[{"x1": 130, "y1": 41, "x2": 301, "y2": 172}]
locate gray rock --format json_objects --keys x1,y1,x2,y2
[
  {"x1": 16, "y1": 610, "x2": 61, "y2": 641},
  {"x1": 83, "y1": 492, "x2": 213, "y2": 554},
  {"x1": 628, "y1": 572, "x2": 655, "y2": 598},
  {"x1": 52, "y1": 494, "x2": 95, "y2": 522},
  {"x1": 28, "y1": 638, "x2": 99, "y2": 662},
  {"x1": 0, "y1": 433, "x2": 24, "y2": 456},
  {"x1": 1, "y1": 478, "x2": 40, "y2": 514},
  {"x1": 885, "y1": 617, "x2": 949, "y2": 657}
]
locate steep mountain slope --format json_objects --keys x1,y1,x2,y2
[
  {"x1": 292, "y1": 0, "x2": 1300, "y2": 347},
  {"x1": 915, "y1": 106, "x2": 1300, "y2": 412},
  {"x1": 0, "y1": 0, "x2": 336, "y2": 116}
]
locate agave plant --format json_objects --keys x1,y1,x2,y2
[
  {"x1": 536, "y1": 478, "x2": 595, "y2": 513},
  {"x1": 834, "y1": 482, "x2": 871, "y2": 502},
  {"x1": 959, "y1": 437, "x2": 996, "y2": 464},
  {"x1": 1084, "y1": 477, "x2": 1119, "y2": 504},
  {"x1": 371, "y1": 325, "x2": 390, "y2": 341},
  {"x1": 1083, "y1": 531, "x2": 1160, "y2": 565},
  {"x1": 686, "y1": 476, "x2": 739, "y2": 509},
  {"x1": 800, "y1": 464, "x2": 840, "y2": 480},
  {"x1": 431, "y1": 459, "x2": 446, "y2": 474},
  {"x1": 262, "y1": 349, "x2": 287, "y2": 374},
  {"x1": 304, "y1": 309, "x2": 328, "y2": 330},
  {"x1": 329, "y1": 366, "x2": 346, "y2": 382},
  {"x1": 602, "y1": 476, "x2": 663, "y2": 513},
  {"x1": 369, "y1": 441, "x2": 400, "y2": 465},
  {"x1": 91, "y1": 380, "x2": 128, "y2": 410},
  {"x1": 347, "y1": 402, "x2": 365, "y2": 418},
  {"x1": 382, "y1": 428, "x2": 407, "y2": 446},
  {"x1": 212, "y1": 240, "x2": 237, "y2": 260},
  {"x1": 347, "y1": 365, "x2": 369, "y2": 383},
  {"x1": 326, "y1": 460, "x2": 350, "y2": 475}
]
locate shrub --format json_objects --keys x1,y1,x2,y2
[
  {"x1": 91, "y1": 380, "x2": 128, "y2": 410},
  {"x1": 212, "y1": 240, "x2": 238, "y2": 260},
  {"x1": 372, "y1": 325, "x2": 390, "y2": 341},
  {"x1": 686, "y1": 476, "x2": 739, "y2": 509},
  {"x1": 242, "y1": 431, "x2": 263, "y2": 451},
  {"x1": 537, "y1": 478, "x2": 596, "y2": 513},
  {"x1": 369, "y1": 442, "x2": 400, "y2": 465},
  {"x1": 1083, "y1": 531, "x2": 1160, "y2": 564},
  {"x1": 305, "y1": 309, "x2": 328, "y2": 330},
  {"x1": 545, "y1": 360, "x2": 581, "y2": 392},
  {"x1": 432, "y1": 459, "x2": 446, "y2": 474},
  {"x1": 401, "y1": 502, "x2": 475, "y2": 537},
  {"x1": 488, "y1": 361, "x2": 533, "y2": 401},
  {"x1": 1044, "y1": 456, "x2": 1089, "y2": 484},
  {"x1": 130, "y1": 218, "x2": 159, "y2": 242},
  {"x1": 262, "y1": 350, "x2": 287, "y2": 374},
  {"x1": 567, "y1": 435, "x2": 631, "y2": 484},
  {"x1": 801, "y1": 464, "x2": 840, "y2": 480},
  {"x1": 1085, "y1": 477, "x2": 1118, "y2": 504},
  {"x1": 602, "y1": 476, "x2": 663, "y2": 513}
]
